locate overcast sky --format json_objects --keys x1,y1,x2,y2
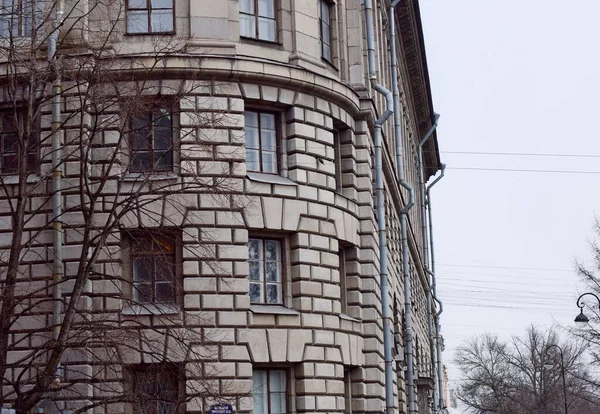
[{"x1": 420, "y1": 0, "x2": 600, "y2": 408}]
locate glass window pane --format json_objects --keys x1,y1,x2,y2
[
  {"x1": 258, "y1": 17, "x2": 276, "y2": 41},
  {"x1": 127, "y1": 10, "x2": 149, "y2": 33},
  {"x1": 154, "y1": 150, "x2": 173, "y2": 169},
  {"x1": 133, "y1": 258, "x2": 152, "y2": 282},
  {"x1": 261, "y1": 151, "x2": 277, "y2": 173},
  {"x1": 133, "y1": 283, "x2": 152, "y2": 303},
  {"x1": 129, "y1": 0, "x2": 147, "y2": 9},
  {"x1": 245, "y1": 126, "x2": 259, "y2": 149},
  {"x1": 322, "y1": 21, "x2": 330, "y2": 45},
  {"x1": 131, "y1": 152, "x2": 151, "y2": 171},
  {"x1": 156, "y1": 281, "x2": 175, "y2": 303},
  {"x1": 2, "y1": 133, "x2": 16, "y2": 151},
  {"x1": 265, "y1": 240, "x2": 279, "y2": 261},
  {"x1": 240, "y1": 13, "x2": 256, "y2": 38},
  {"x1": 270, "y1": 392, "x2": 286, "y2": 414},
  {"x1": 270, "y1": 370, "x2": 286, "y2": 392},
  {"x1": 248, "y1": 239, "x2": 261, "y2": 260},
  {"x1": 246, "y1": 148, "x2": 260, "y2": 172},
  {"x1": 260, "y1": 113, "x2": 275, "y2": 130},
  {"x1": 321, "y1": 0, "x2": 330, "y2": 21},
  {"x1": 253, "y1": 371, "x2": 267, "y2": 414},
  {"x1": 258, "y1": 0, "x2": 275, "y2": 18},
  {"x1": 240, "y1": 0, "x2": 254, "y2": 14},
  {"x1": 266, "y1": 283, "x2": 280, "y2": 304},
  {"x1": 260, "y1": 129, "x2": 276, "y2": 152},
  {"x1": 249, "y1": 282, "x2": 261, "y2": 303},
  {"x1": 1, "y1": 155, "x2": 16, "y2": 173},
  {"x1": 249, "y1": 260, "x2": 260, "y2": 281},
  {"x1": 322, "y1": 42, "x2": 331, "y2": 61},
  {"x1": 151, "y1": 9, "x2": 173, "y2": 32},
  {"x1": 151, "y1": 0, "x2": 172, "y2": 8},
  {"x1": 244, "y1": 111, "x2": 259, "y2": 127},
  {"x1": 266, "y1": 261, "x2": 279, "y2": 282}
]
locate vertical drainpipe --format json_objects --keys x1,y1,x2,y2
[
  {"x1": 49, "y1": 0, "x2": 64, "y2": 379},
  {"x1": 427, "y1": 164, "x2": 446, "y2": 411},
  {"x1": 364, "y1": 0, "x2": 395, "y2": 412},
  {"x1": 417, "y1": 114, "x2": 439, "y2": 412},
  {"x1": 388, "y1": 2, "x2": 417, "y2": 413}
]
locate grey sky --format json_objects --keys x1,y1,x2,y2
[{"x1": 420, "y1": 0, "x2": 600, "y2": 403}]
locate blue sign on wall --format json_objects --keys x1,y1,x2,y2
[{"x1": 209, "y1": 403, "x2": 233, "y2": 414}]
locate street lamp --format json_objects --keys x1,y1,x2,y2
[
  {"x1": 574, "y1": 292, "x2": 600, "y2": 327},
  {"x1": 544, "y1": 344, "x2": 568, "y2": 414}
]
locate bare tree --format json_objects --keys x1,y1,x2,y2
[
  {"x1": 0, "y1": 0, "x2": 244, "y2": 412},
  {"x1": 454, "y1": 326, "x2": 597, "y2": 414}
]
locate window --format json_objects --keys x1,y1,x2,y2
[
  {"x1": 320, "y1": 0, "x2": 333, "y2": 61},
  {"x1": 0, "y1": 109, "x2": 38, "y2": 175},
  {"x1": 344, "y1": 369, "x2": 353, "y2": 414},
  {"x1": 244, "y1": 111, "x2": 278, "y2": 174},
  {"x1": 339, "y1": 246, "x2": 348, "y2": 314},
  {"x1": 128, "y1": 364, "x2": 181, "y2": 414},
  {"x1": 129, "y1": 106, "x2": 174, "y2": 173},
  {"x1": 333, "y1": 129, "x2": 342, "y2": 192},
  {"x1": 252, "y1": 369, "x2": 287, "y2": 414},
  {"x1": 0, "y1": 0, "x2": 33, "y2": 37},
  {"x1": 239, "y1": 0, "x2": 277, "y2": 42},
  {"x1": 248, "y1": 238, "x2": 282, "y2": 304},
  {"x1": 129, "y1": 232, "x2": 178, "y2": 305},
  {"x1": 126, "y1": 0, "x2": 174, "y2": 34}
]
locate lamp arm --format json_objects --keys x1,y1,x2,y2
[{"x1": 576, "y1": 292, "x2": 600, "y2": 310}]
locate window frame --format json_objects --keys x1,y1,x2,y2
[
  {"x1": 252, "y1": 368, "x2": 289, "y2": 414},
  {"x1": 239, "y1": 0, "x2": 278, "y2": 43},
  {"x1": 0, "y1": 107, "x2": 39, "y2": 175},
  {"x1": 244, "y1": 109, "x2": 281, "y2": 175},
  {"x1": 319, "y1": 0, "x2": 334, "y2": 63},
  {"x1": 124, "y1": 230, "x2": 182, "y2": 307},
  {"x1": 126, "y1": 363, "x2": 183, "y2": 414},
  {"x1": 0, "y1": 0, "x2": 34, "y2": 38},
  {"x1": 128, "y1": 103, "x2": 177, "y2": 174},
  {"x1": 248, "y1": 237, "x2": 285, "y2": 305},
  {"x1": 125, "y1": 0, "x2": 175, "y2": 35}
]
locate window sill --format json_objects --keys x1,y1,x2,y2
[
  {"x1": 0, "y1": 174, "x2": 42, "y2": 184},
  {"x1": 246, "y1": 172, "x2": 296, "y2": 186},
  {"x1": 122, "y1": 172, "x2": 178, "y2": 182},
  {"x1": 340, "y1": 313, "x2": 360, "y2": 322},
  {"x1": 122, "y1": 304, "x2": 180, "y2": 316},
  {"x1": 250, "y1": 304, "x2": 300, "y2": 315}
]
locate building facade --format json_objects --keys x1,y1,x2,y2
[{"x1": 0, "y1": 0, "x2": 442, "y2": 413}]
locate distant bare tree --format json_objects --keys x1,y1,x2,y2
[{"x1": 454, "y1": 326, "x2": 598, "y2": 414}]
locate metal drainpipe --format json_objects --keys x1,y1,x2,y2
[
  {"x1": 364, "y1": 0, "x2": 396, "y2": 412},
  {"x1": 49, "y1": 0, "x2": 64, "y2": 381},
  {"x1": 417, "y1": 115, "x2": 439, "y2": 413},
  {"x1": 388, "y1": 1, "x2": 417, "y2": 413},
  {"x1": 427, "y1": 164, "x2": 446, "y2": 411}
]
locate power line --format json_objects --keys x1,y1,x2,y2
[
  {"x1": 442, "y1": 150, "x2": 600, "y2": 158},
  {"x1": 438, "y1": 263, "x2": 573, "y2": 272},
  {"x1": 448, "y1": 167, "x2": 600, "y2": 174}
]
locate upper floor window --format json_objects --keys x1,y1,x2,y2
[
  {"x1": 0, "y1": 109, "x2": 38, "y2": 175},
  {"x1": 128, "y1": 363, "x2": 181, "y2": 414},
  {"x1": 128, "y1": 232, "x2": 178, "y2": 305},
  {"x1": 239, "y1": 0, "x2": 276, "y2": 42},
  {"x1": 244, "y1": 110, "x2": 278, "y2": 174},
  {"x1": 320, "y1": 0, "x2": 333, "y2": 61},
  {"x1": 126, "y1": 0, "x2": 174, "y2": 34},
  {"x1": 248, "y1": 238, "x2": 283, "y2": 304},
  {"x1": 129, "y1": 106, "x2": 174, "y2": 173},
  {"x1": 0, "y1": 0, "x2": 32, "y2": 37},
  {"x1": 253, "y1": 369, "x2": 287, "y2": 414}
]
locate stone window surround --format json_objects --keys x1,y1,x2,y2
[
  {"x1": 252, "y1": 366, "x2": 295, "y2": 414},
  {"x1": 124, "y1": 362, "x2": 184, "y2": 414},
  {"x1": 248, "y1": 231, "x2": 293, "y2": 310},
  {"x1": 120, "y1": 229, "x2": 183, "y2": 315}
]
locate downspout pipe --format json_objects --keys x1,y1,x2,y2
[
  {"x1": 388, "y1": 1, "x2": 417, "y2": 413},
  {"x1": 364, "y1": 0, "x2": 395, "y2": 412},
  {"x1": 428, "y1": 164, "x2": 446, "y2": 411},
  {"x1": 49, "y1": 0, "x2": 65, "y2": 381}
]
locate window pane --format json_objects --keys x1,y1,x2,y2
[
  {"x1": 261, "y1": 151, "x2": 277, "y2": 173},
  {"x1": 154, "y1": 150, "x2": 173, "y2": 170},
  {"x1": 321, "y1": 0, "x2": 330, "y2": 21},
  {"x1": 266, "y1": 261, "x2": 279, "y2": 282},
  {"x1": 270, "y1": 370, "x2": 286, "y2": 392},
  {"x1": 248, "y1": 239, "x2": 261, "y2": 260},
  {"x1": 245, "y1": 126, "x2": 259, "y2": 149},
  {"x1": 133, "y1": 258, "x2": 152, "y2": 282},
  {"x1": 266, "y1": 283, "x2": 280, "y2": 304},
  {"x1": 129, "y1": 0, "x2": 147, "y2": 9},
  {"x1": 260, "y1": 129, "x2": 276, "y2": 152},
  {"x1": 1, "y1": 155, "x2": 16, "y2": 173},
  {"x1": 258, "y1": 0, "x2": 275, "y2": 18},
  {"x1": 244, "y1": 111, "x2": 259, "y2": 128},
  {"x1": 258, "y1": 17, "x2": 276, "y2": 41},
  {"x1": 322, "y1": 42, "x2": 331, "y2": 61},
  {"x1": 131, "y1": 152, "x2": 151, "y2": 171},
  {"x1": 156, "y1": 281, "x2": 175, "y2": 303},
  {"x1": 246, "y1": 149, "x2": 260, "y2": 172},
  {"x1": 260, "y1": 113, "x2": 275, "y2": 129},
  {"x1": 127, "y1": 10, "x2": 149, "y2": 33},
  {"x1": 265, "y1": 240, "x2": 279, "y2": 261},
  {"x1": 151, "y1": 0, "x2": 172, "y2": 8},
  {"x1": 2, "y1": 133, "x2": 16, "y2": 151},
  {"x1": 133, "y1": 283, "x2": 152, "y2": 303},
  {"x1": 240, "y1": 0, "x2": 254, "y2": 14},
  {"x1": 152, "y1": 9, "x2": 173, "y2": 32},
  {"x1": 239, "y1": 13, "x2": 256, "y2": 38},
  {"x1": 249, "y1": 261, "x2": 260, "y2": 281},
  {"x1": 270, "y1": 392, "x2": 286, "y2": 414},
  {"x1": 249, "y1": 282, "x2": 261, "y2": 302},
  {"x1": 252, "y1": 371, "x2": 267, "y2": 414}
]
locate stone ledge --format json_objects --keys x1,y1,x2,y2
[{"x1": 250, "y1": 304, "x2": 300, "y2": 315}]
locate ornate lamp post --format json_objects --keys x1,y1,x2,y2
[
  {"x1": 574, "y1": 292, "x2": 600, "y2": 326},
  {"x1": 544, "y1": 344, "x2": 568, "y2": 414}
]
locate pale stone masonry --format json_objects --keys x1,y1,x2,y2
[{"x1": 0, "y1": 0, "x2": 441, "y2": 413}]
